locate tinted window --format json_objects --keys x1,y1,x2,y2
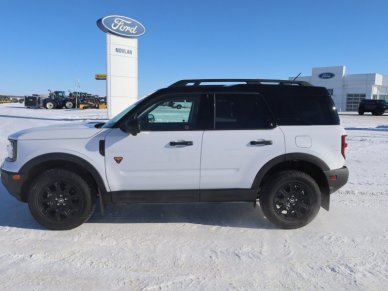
[
  {"x1": 138, "y1": 95, "x2": 201, "y2": 131},
  {"x1": 262, "y1": 88, "x2": 340, "y2": 125},
  {"x1": 215, "y1": 94, "x2": 273, "y2": 129}
]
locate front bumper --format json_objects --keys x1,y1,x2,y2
[
  {"x1": 1, "y1": 169, "x2": 25, "y2": 201},
  {"x1": 324, "y1": 166, "x2": 349, "y2": 194}
]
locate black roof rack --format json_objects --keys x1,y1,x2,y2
[{"x1": 169, "y1": 79, "x2": 312, "y2": 87}]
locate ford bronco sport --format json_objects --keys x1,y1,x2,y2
[{"x1": 1, "y1": 79, "x2": 349, "y2": 230}]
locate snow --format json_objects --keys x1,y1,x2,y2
[{"x1": 0, "y1": 103, "x2": 387, "y2": 290}]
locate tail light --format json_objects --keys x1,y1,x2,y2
[{"x1": 341, "y1": 135, "x2": 348, "y2": 159}]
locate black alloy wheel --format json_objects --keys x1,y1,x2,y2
[
  {"x1": 28, "y1": 169, "x2": 95, "y2": 230},
  {"x1": 272, "y1": 182, "x2": 312, "y2": 221},
  {"x1": 260, "y1": 170, "x2": 321, "y2": 229},
  {"x1": 38, "y1": 181, "x2": 85, "y2": 222}
]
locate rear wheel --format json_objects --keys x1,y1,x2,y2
[
  {"x1": 260, "y1": 170, "x2": 321, "y2": 229},
  {"x1": 28, "y1": 169, "x2": 95, "y2": 230},
  {"x1": 65, "y1": 101, "x2": 74, "y2": 109}
]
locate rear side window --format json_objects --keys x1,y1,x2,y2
[
  {"x1": 264, "y1": 92, "x2": 340, "y2": 125},
  {"x1": 215, "y1": 94, "x2": 273, "y2": 129}
]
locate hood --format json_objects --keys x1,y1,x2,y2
[{"x1": 9, "y1": 122, "x2": 106, "y2": 140}]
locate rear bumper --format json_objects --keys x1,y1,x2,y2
[
  {"x1": 1, "y1": 169, "x2": 24, "y2": 201},
  {"x1": 324, "y1": 166, "x2": 349, "y2": 194}
]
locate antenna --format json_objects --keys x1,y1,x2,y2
[{"x1": 292, "y1": 72, "x2": 301, "y2": 82}]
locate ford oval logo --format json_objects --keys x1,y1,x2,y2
[
  {"x1": 97, "y1": 15, "x2": 145, "y2": 38},
  {"x1": 319, "y1": 72, "x2": 335, "y2": 79}
]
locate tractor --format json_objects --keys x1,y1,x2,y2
[{"x1": 42, "y1": 91, "x2": 75, "y2": 109}]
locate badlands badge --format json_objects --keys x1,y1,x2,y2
[{"x1": 114, "y1": 157, "x2": 123, "y2": 164}]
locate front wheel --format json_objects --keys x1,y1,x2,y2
[
  {"x1": 260, "y1": 170, "x2": 321, "y2": 229},
  {"x1": 28, "y1": 169, "x2": 95, "y2": 230},
  {"x1": 45, "y1": 101, "x2": 56, "y2": 109}
]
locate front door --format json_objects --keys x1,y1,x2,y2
[{"x1": 105, "y1": 94, "x2": 206, "y2": 195}]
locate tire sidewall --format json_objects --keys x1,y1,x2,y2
[
  {"x1": 260, "y1": 171, "x2": 321, "y2": 229},
  {"x1": 28, "y1": 169, "x2": 94, "y2": 230}
]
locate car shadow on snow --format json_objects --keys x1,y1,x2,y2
[{"x1": 89, "y1": 202, "x2": 275, "y2": 229}]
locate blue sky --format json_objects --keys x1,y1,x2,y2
[{"x1": 1, "y1": 0, "x2": 387, "y2": 96}]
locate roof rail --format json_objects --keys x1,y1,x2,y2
[{"x1": 169, "y1": 79, "x2": 312, "y2": 87}]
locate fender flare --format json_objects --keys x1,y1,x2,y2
[
  {"x1": 251, "y1": 153, "x2": 330, "y2": 190},
  {"x1": 20, "y1": 153, "x2": 108, "y2": 193}
]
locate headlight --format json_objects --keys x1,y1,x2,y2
[{"x1": 6, "y1": 139, "x2": 17, "y2": 162}]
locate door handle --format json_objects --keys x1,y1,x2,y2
[
  {"x1": 169, "y1": 140, "x2": 193, "y2": 146},
  {"x1": 250, "y1": 139, "x2": 273, "y2": 146}
]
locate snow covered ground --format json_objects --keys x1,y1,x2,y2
[{"x1": 0, "y1": 103, "x2": 387, "y2": 290}]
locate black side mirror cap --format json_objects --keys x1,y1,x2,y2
[{"x1": 120, "y1": 118, "x2": 140, "y2": 136}]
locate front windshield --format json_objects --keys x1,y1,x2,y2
[{"x1": 102, "y1": 98, "x2": 144, "y2": 128}]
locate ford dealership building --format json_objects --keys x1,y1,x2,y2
[{"x1": 291, "y1": 66, "x2": 388, "y2": 111}]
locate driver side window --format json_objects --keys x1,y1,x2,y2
[{"x1": 138, "y1": 95, "x2": 200, "y2": 131}]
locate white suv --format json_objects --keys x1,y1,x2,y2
[{"x1": 1, "y1": 79, "x2": 349, "y2": 230}]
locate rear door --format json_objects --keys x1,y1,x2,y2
[{"x1": 200, "y1": 93, "x2": 285, "y2": 191}]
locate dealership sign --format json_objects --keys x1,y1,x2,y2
[
  {"x1": 97, "y1": 15, "x2": 145, "y2": 38},
  {"x1": 319, "y1": 72, "x2": 335, "y2": 79}
]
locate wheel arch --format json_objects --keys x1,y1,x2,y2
[
  {"x1": 19, "y1": 153, "x2": 108, "y2": 202},
  {"x1": 252, "y1": 153, "x2": 331, "y2": 210}
]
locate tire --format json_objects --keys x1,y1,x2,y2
[
  {"x1": 45, "y1": 101, "x2": 56, "y2": 109},
  {"x1": 27, "y1": 169, "x2": 96, "y2": 230},
  {"x1": 65, "y1": 101, "x2": 74, "y2": 109},
  {"x1": 260, "y1": 170, "x2": 321, "y2": 229},
  {"x1": 358, "y1": 110, "x2": 364, "y2": 115},
  {"x1": 176, "y1": 104, "x2": 182, "y2": 109}
]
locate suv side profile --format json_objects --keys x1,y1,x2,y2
[
  {"x1": 1, "y1": 79, "x2": 349, "y2": 230},
  {"x1": 358, "y1": 99, "x2": 387, "y2": 115}
]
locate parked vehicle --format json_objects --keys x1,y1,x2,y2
[
  {"x1": 79, "y1": 96, "x2": 107, "y2": 109},
  {"x1": 358, "y1": 99, "x2": 387, "y2": 115},
  {"x1": 42, "y1": 91, "x2": 74, "y2": 109},
  {"x1": 24, "y1": 95, "x2": 42, "y2": 108},
  {"x1": 42, "y1": 91, "x2": 100, "y2": 109},
  {"x1": 1, "y1": 79, "x2": 349, "y2": 230}
]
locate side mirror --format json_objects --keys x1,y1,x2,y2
[{"x1": 120, "y1": 118, "x2": 140, "y2": 136}]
